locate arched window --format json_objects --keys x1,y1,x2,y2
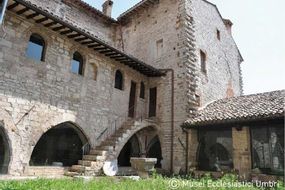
[
  {"x1": 71, "y1": 52, "x2": 84, "y2": 75},
  {"x1": 26, "y1": 33, "x2": 45, "y2": 62},
  {"x1": 140, "y1": 82, "x2": 145, "y2": 99},
  {"x1": 114, "y1": 70, "x2": 123, "y2": 90}
]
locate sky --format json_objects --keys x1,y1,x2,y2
[{"x1": 83, "y1": 0, "x2": 285, "y2": 95}]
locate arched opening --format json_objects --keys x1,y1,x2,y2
[
  {"x1": 26, "y1": 33, "x2": 45, "y2": 62},
  {"x1": 71, "y1": 51, "x2": 84, "y2": 75},
  {"x1": 146, "y1": 135, "x2": 162, "y2": 168},
  {"x1": 118, "y1": 135, "x2": 140, "y2": 167},
  {"x1": 197, "y1": 129, "x2": 233, "y2": 171},
  {"x1": 0, "y1": 126, "x2": 10, "y2": 174},
  {"x1": 198, "y1": 142, "x2": 232, "y2": 171},
  {"x1": 114, "y1": 70, "x2": 123, "y2": 90},
  {"x1": 30, "y1": 122, "x2": 88, "y2": 167}
]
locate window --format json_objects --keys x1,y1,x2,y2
[
  {"x1": 156, "y1": 39, "x2": 163, "y2": 59},
  {"x1": 114, "y1": 70, "x2": 123, "y2": 90},
  {"x1": 217, "y1": 29, "x2": 221, "y2": 41},
  {"x1": 251, "y1": 125, "x2": 284, "y2": 175},
  {"x1": 71, "y1": 52, "x2": 84, "y2": 75},
  {"x1": 140, "y1": 82, "x2": 145, "y2": 99},
  {"x1": 26, "y1": 34, "x2": 45, "y2": 62},
  {"x1": 200, "y1": 50, "x2": 207, "y2": 73}
]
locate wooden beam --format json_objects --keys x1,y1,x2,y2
[
  {"x1": 115, "y1": 57, "x2": 129, "y2": 61},
  {"x1": 88, "y1": 44, "x2": 101, "y2": 48},
  {"x1": 105, "y1": 52, "x2": 119, "y2": 56},
  {"x1": 26, "y1": 12, "x2": 39, "y2": 19},
  {"x1": 60, "y1": 29, "x2": 73, "y2": 35},
  {"x1": 7, "y1": 2, "x2": 19, "y2": 10},
  {"x1": 110, "y1": 55, "x2": 124, "y2": 58},
  {"x1": 68, "y1": 33, "x2": 81, "y2": 39},
  {"x1": 75, "y1": 37, "x2": 88, "y2": 42},
  {"x1": 121, "y1": 60, "x2": 135, "y2": 64},
  {"x1": 36, "y1": 17, "x2": 48, "y2": 23},
  {"x1": 16, "y1": 7, "x2": 30, "y2": 15},
  {"x1": 44, "y1": 21, "x2": 57, "y2": 27},
  {"x1": 94, "y1": 47, "x2": 108, "y2": 51},
  {"x1": 81, "y1": 40, "x2": 94, "y2": 45},
  {"x1": 52, "y1": 25, "x2": 66, "y2": 31},
  {"x1": 99, "y1": 49, "x2": 113, "y2": 54}
]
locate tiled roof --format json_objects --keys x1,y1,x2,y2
[
  {"x1": 62, "y1": 0, "x2": 117, "y2": 23},
  {"x1": 117, "y1": 0, "x2": 158, "y2": 20},
  {"x1": 183, "y1": 90, "x2": 284, "y2": 128}
]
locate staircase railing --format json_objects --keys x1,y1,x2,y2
[
  {"x1": 82, "y1": 143, "x2": 91, "y2": 156},
  {"x1": 96, "y1": 104, "x2": 145, "y2": 145}
]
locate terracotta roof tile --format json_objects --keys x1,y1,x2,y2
[{"x1": 183, "y1": 90, "x2": 284, "y2": 127}]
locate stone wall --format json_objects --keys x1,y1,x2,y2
[
  {"x1": 0, "y1": 0, "x2": 244, "y2": 175},
  {"x1": 192, "y1": 0, "x2": 243, "y2": 106},
  {"x1": 25, "y1": 0, "x2": 116, "y2": 45},
  {"x1": 117, "y1": 0, "x2": 192, "y2": 172},
  {"x1": 0, "y1": 12, "x2": 152, "y2": 175}
]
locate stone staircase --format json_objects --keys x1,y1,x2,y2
[{"x1": 65, "y1": 119, "x2": 156, "y2": 177}]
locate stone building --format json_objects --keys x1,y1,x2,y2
[{"x1": 0, "y1": 0, "x2": 283, "y2": 179}]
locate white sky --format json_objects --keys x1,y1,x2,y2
[{"x1": 84, "y1": 0, "x2": 285, "y2": 95}]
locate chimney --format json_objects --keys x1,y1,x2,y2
[
  {"x1": 102, "y1": 0, "x2": 113, "y2": 17},
  {"x1": 223, "y1": 19, "x2": 233, "y2": 35}
]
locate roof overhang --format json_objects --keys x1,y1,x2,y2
[
  {"x1": 182, "y1": 115, "x2": 284, "y2": 130},
  {"x1": 6, "y1": 0, "x2": 165, "y2": 77},
  {"x1": 117, "y1": 0, "x2": 159, "y2": 21}
]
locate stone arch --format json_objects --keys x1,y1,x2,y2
[
  {"x1": 0, "y1": 108, "x2": 20, "y2": 175},
  {"x1": 117, "y1": 134, "x2": 141, "y2": 167},
  {"x1": 113, "y1": 121, "x2": 160, "y2": 160},
  {"x1": 29, "y1": 121, "x2": 88, "y2": 167},
  {"x1": 146, "y1": 135, "x2": 162, "y2": 168}
]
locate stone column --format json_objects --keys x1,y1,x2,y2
[{"x1": 232, "y1": 127, "x2": 252, "y2": 179}]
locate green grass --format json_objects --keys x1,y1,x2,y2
[{"x1": 0, "y1": 174, "x2": 283, "y2": 190}]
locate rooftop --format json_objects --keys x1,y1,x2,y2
[{"x1": 183, "y1": 90, "x2": 284, "y2": 128}]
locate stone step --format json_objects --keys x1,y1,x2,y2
[
  {"x1": 97, "y1": 145, "x2": 114, "y2": 151},
  {"x1": 65, "y1": 171, "x2": 80, "y2": 177},
  {"x1": 78, "y1": 160, "x2": 98, "y2": 167},
  {"x1": 89, "y1": 149, "x2": 108, "y2": 156},
  {"x1": 78, "y1": 160, "x2": 104, "y2": 171},
  {"x1": 83, "y1": 154, "x2": 106, "y2": 161},
  {"x1": 70, "y1": 165, "x2": 86, "y2": 173},
  {"x1": 24, "y1": 166, "x2": 68, "y2": 176},
  {"x1": 100, "y1": 140, "x2": 119, "y2": 146}
]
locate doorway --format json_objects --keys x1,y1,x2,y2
[
  {"x1": 128, "y1": 81, "x2": 137, "y2": 118},
  {"x1": 149, "y1": 87, "x2": 157, "y2": 117}
]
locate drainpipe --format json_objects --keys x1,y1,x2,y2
[{"x1": 159, "y1": 69, "x2": 174, "y2": 173}]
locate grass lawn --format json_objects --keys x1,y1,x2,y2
[{"x1": 0, "y1": 175, "x2": 284, "y2": 190}]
